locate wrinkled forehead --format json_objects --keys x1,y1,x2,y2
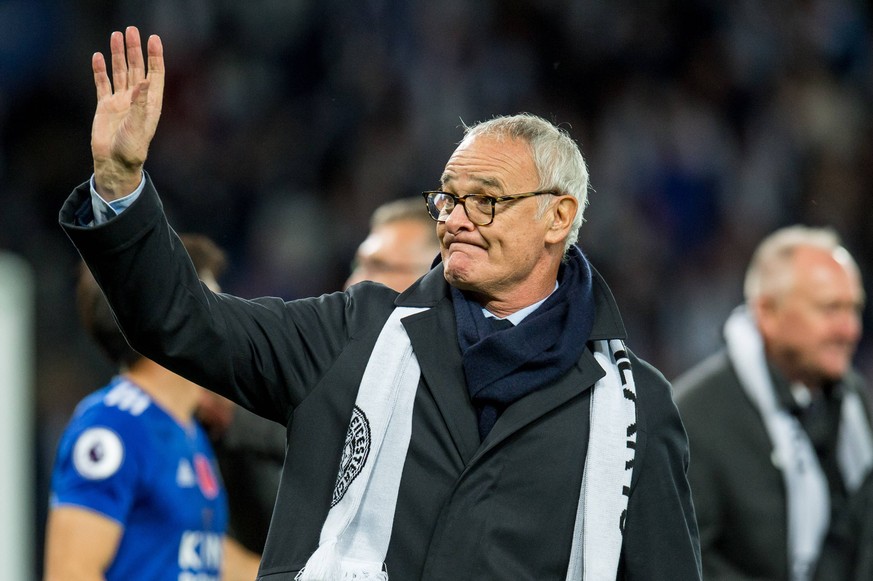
[{"x1": 441, "y1": 135, "x2": 537, "y2": 192}]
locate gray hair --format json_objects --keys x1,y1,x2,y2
[
  {"x1": 462, "y1": 113, "x2": 590, "y2": 252},
  {"x1": 743, "y1": 225, "x2": 860, "y2": 303}
]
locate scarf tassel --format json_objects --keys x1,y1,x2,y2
[
  {"x1": 296, "y1": 539, "x2": 389, "y2": 581},
  {"x1": 296, "y1": 539, "x2": 341, "y2": 581}
]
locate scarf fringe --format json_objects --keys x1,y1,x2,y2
[
  {"x1": 296, "y1": 539, "x2": 341, "y2": 581},
  {"x1": 296, "y1": 540, "x2": 389, "y2": 581}
]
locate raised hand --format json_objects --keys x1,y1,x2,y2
[{"x1": 91, "y1": 26, "x2": 164, "y2": 200}]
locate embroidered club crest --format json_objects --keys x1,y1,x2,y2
[{"x1": 331, "y1": 406, "x2": 371, "y2": 507}]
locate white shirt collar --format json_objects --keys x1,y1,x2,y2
[{"x1": 482, "y1": 281, "x2": 559, "y2": 326}]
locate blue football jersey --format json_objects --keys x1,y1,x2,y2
[{"x1": 50, "y1": 377, "x2": 228, "y2": 581}]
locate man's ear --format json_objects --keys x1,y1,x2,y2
[
  {"x1": 544, "y1": 195, "x2": 578, "y2": 244},
  {"x1": 752, "y1": 295, "x2": 780, "y2": 338}
]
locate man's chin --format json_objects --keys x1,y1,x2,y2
[
  {"x1": 443, "y1": 265, "x2": 482, "y2": 292},
  {"x1": 443, "y1": 257, "x2": 468, "y2": 283},
  {"x1": 443, "y1": 268, "x2": 468, "y2": 288},
  {"x1": 815, "y1": 362, "x2": 851, "y2": 385}
]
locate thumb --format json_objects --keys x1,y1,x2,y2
[{"x1": 129, "y1": 78, "x2": 151, "y2": 129}]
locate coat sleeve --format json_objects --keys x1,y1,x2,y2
[
  {"x1": 619, "y1": 352, "x2": 702, "y2": 580},
  {"x1": 59, "y1": 174, "x2": 390, "y2": 425}
]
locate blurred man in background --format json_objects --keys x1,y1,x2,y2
[
  {"x1": 44, "y1": 234, "x2": 260, "y2": 581},
  {"x1": 675, "y1": 225, "x2": 873, "y2": 581},
  {"x1": 344, "y1": 196, "x2": 440, "y2": 291}
]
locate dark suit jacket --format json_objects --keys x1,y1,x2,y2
[
  {"x1": 674, "y1": 349, "x2": 872, "y2": 581},
  {"x1": 61, "y1": 175, "x2": 701, "y2": 580}
]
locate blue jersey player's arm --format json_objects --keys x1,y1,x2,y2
[
  {"x1": 45, "y1": 404, "x2": 139, "y2": 581},
  {"x1": 44, "y1": 506, "x2": 123, "y2": 581}
]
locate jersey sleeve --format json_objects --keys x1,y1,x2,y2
[{"x1": 50, "y1": 406, "x2": 144, "y2": 526}]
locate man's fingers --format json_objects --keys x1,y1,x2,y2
[
  {"x1": 92, "y1": 53, "x2": 111, "y2": 101},
  {"x1": 109, "y1": 31, "x2": 127, "y2": 93},
  {"x1": 145, "y1": 35, "x2": 165, "y2": 116},
  {"x1": 146, "y1": 34, "x2": 164, "y2": 77},
  {"x1": 125, "y1": 26, "x2": 145, "y2": 87}
]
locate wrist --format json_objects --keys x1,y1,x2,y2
[{"x1": 93, "y1": 160, "x2": 143, "y2": 200}]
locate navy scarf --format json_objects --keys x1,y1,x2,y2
[{"x1": 451, "y1": 245, "x2": 596, "y2": 440}]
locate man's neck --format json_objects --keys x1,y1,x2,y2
[
  {"x1": 124, "y1": 359, "x2": 201, "y2": 425},
  {"x1": 482, "y1": 281, "x2": 559, "y2": 325}
]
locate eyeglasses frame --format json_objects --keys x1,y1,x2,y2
[{"x1": 421, "y1": 190, "x2": 560, "y2": 226}]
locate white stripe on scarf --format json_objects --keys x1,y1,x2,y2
[
  {"x1": 724, "y1": 306, "x2": 873, "y2": 581},
  {"x1": 298, "y1": 308, "x2": 637, "y2": 580}
]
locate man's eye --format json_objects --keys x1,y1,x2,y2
[{"x1": 470, "y1": 196, "x2": 491, "y2": 209}]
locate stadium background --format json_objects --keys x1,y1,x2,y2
[{"x1": 2, "y1": 1, "x2": 872, "y2": 576}]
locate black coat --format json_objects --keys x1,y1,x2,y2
[{"x1": 61, "y1": 175, "x2": 701, "y2": 580}]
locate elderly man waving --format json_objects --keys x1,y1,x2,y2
[{"x1": 59, "y1": 26, "x2": 701, "y2": 580}]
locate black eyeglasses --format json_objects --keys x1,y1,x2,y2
[{"x1": 421, "y1": 190, "x2": 559, "y2": 226}]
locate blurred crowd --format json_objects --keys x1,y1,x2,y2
[{"x1": 2, "y1": 0, "x2": 872, "y2": 576}]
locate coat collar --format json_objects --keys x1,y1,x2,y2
[
  {"x1": 395, "y1": 262, "x2": 627, "y2": 340},
  {"x1": 394, "y1": 262, "x2": 627, "y2": 462}
]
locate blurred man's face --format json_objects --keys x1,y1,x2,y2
[
  {"x1": 344, "y1": 220, "x2": 437, "y2": 292},
  {"x1": 757, "y1": 246, "x2": 864, "y2": 387}
]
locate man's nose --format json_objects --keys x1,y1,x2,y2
[
  {"x1": 831, "y1": 307, "x2": 862, "y2": 343},
  {"x1": 444, "y1": 202, "x2": 474, "y2": 230}
]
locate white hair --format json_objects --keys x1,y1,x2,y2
[
  {"x1": 743, "y1": 225, "x2": 860, "y2": 303},
  {"x1": 462, "y1": 113, "x2": 590, "y2": 253}
]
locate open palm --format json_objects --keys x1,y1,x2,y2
[{"x1": 91, "y1": 27, "x2": 164, "y2": 199}]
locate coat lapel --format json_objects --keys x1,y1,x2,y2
[
  {"x1": 474, "y1": 348, "x2": 605, "y2": 460},
  {"x1": 394, "y1": 262, "x2": 624, "y2": 465},
  {"x1": 397, "y1": 267, "x2": 481, "y2": 463},
  {"x1": 402, "y1": 303, "x2": 481, "y2": 464}
]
